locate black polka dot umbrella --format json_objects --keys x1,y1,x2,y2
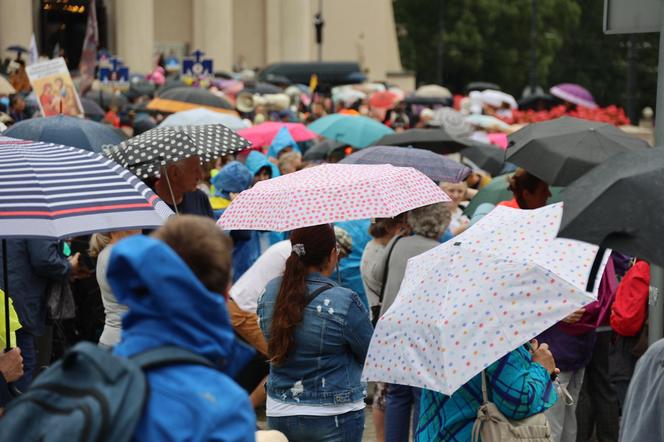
[{"x1": 102, "y1": 124, "x2": 251, "y2": 179}]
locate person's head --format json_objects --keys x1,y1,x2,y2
[
  {"x1": 441, "y1": 181, "x2": 468, "y2": 207},
  {"x1": 268, "y1": 224, "x2": 338, "y2": 364},
  {"x1": 9, "y1": 94, "x2": 24, "y2": 111},
  {"x1": 151, "y1": 215, "x2": 233, "y2": 296},
  {"x1": 508, "y1": 168, "x2": 551, "y2": 209},
  {"x1": 407, "y1": 202, "x2": 451, "y2": 239},
  {"x1": 163, "y1": 156, "x2": 203, "y2": 194},
  {"x1": 278, "y1": 151, "x2": 302, "y2": 175},
  {"x1": 42, "y1": 83, "x2": 53, "y2": 94},
  {"x1": 255, "y1": 165, "x2": 272, "y2": 182},
  {"x1": 368, "y1": 213, "x2": 409, "y2": 240},
  {"x1": 55, "y1": 77, "x2": 64, "y2": 89},
  {"x1": 88, "y1": 229, "x2": 142, "y2": 257}
]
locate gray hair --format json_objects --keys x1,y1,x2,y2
[{"x1": 407, "y1": 202, "x2": 451, "y2": 239}]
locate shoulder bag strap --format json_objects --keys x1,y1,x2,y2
[
  {"x1": 131, "y1": 346, "x2": 217, "y2": 371},
  {"x1": 481, "y1": 370, "x2": 489, "y2": 404},
  {"x1": 378, "y1": 236, "x2": 404, "y2": 304},
  {"x1": 304, "y1": 282, "x2": 334, "y2": 304}
]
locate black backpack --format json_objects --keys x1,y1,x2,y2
[{"x1": 0, "y1": 341, "x2": 214, "y2": 442}]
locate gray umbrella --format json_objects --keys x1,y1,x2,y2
[
  {"x1": 558, "y1": 147, "x2": 664, "y2": 268},
  {"x1": 340, "y1": 145, "x2": 471, "y2": 183},
  {"x1": 160, "y1": 87, "x2": 233, "y2": 110},
  {"x1": 375, "y1": 128, "x2": 470, "y2": 154},
  {"x1": 303, "y1": 139, "x2": 345, "y2": 161},
  {"x1": 459, "y1": 141, "x2": 505, "y2": 176},
  {"x1": 507, "y1": 116, "x2": 649, "y2": 186}
]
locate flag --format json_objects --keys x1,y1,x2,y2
[
  {"x1": 78, "y1": 0, "x2": 98, "y2": 95},
  {"x1": 309, "y1": 73, "x2": 318, "y2": 93},
  {"x1": 29, "y1": 34, "x2": 38, "y2": 65}
]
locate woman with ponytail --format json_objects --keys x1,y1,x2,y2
[{"x1": 258, "y1": 224, "x2": 374, "y2": 442}]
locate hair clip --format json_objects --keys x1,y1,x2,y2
[{"x1": 292, "y1": 243, "x2": 306, "y2": 257}]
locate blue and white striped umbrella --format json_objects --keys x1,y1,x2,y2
[{"x1": 0, "y1": 136, "x2": 173, "y2": 239}]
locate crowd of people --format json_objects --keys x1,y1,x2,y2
[{"x1": 0, "y1": 49, "x2": 659, "y2": 442}]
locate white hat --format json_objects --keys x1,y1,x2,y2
[{"x1": 480, "y1": 90, "x2": 517, "y2": 109}]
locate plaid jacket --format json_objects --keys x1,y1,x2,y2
[{"x1": 416, "y1": 345, "x2": 557, "y2": 441}]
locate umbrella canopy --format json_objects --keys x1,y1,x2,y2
[
  {"x1": 241, "y1": 82, "x2": 283, "y2": 95},
  {"x1": 506, "y1": 116, "x2": 650, "y2": 186},
  {"x1": 146, "y1": 97, "x2": 238, "y2": 116},
  {"x1": 0, "y1": 76, "x2": 15, "y2": 95},
  {"x1": 465, "y1": 114, "x2": 510, "y2": 132},
  {"x1": 550, "y1": 83, "x2": 597, "y2": 109},
  {"x1": 362, "y1": 203, "x2": 607, "y2": 395},
  {"x1": 428, "y1": 108, "x2": 473, "y2": 138},
  {"x1": 3, "y1": 115, "x2": 126, "y2": 153},
  {"x1": 302, "y1": 139, "x2": 346, "y2": 161},
  {"x1": 340, "y1": 146, "x2": 471, "y2": 183},
  {"x1": 159, "y1": 87, "x2": 233, "y2": 110},
  {"x1": 375, "y1": 128, "x2": 468, "y2": 154},
  {"x1": 155, "y1": 79, "x2": 187, "y2": 96},
  {"x1": 369, "y1": 91, "x2": 400, "y2": 109},
  {"x1": 159, "y1": 108, "x2": 249, "y2": 130},
  {"x1": 80, "y1": 97, "x2": 106, "y2": 121},
  {"x1": 84, "y1": 90, "x2": 129, "y2": 111},
  {"x1": 415, "y1": 84, "x2": 452, "y2": 99},
  {"x1": 459, "y1": 141, "x2": 505, "y2": 176},
  {"x1": 218, "y1": 163, "x2": 450, "y2": 231},
  {"x1": 309, "y1": 114, "x2": 394, "y2": 149},
  {"x1": 237, "y1": 122, "x2": 317, "y2": 148},
  {"x1": 0, "y1": 136, "x2": 172, "y2": 238},
  {"x1": 463, "y1": 173, "x2": 563, "y2": 218},
  {"x1": 558, "y1": 147, "x2": 664, "y2": 267},
  {"x1": 104, "y1": 124, "x2": 250, "y2": 179},
  {"x1": 465, "y1": 82, "x2": 501, "y2": 93},
  {"x1": 124, "y1": 77, "x2": 156, "y2": 100},
  {"x1": 5, "y1": 45, "x2": 28, "y2": 55}
]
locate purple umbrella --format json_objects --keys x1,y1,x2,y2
[{"x1": 550, "y1": 83, "x2": 597, "y2": 109}]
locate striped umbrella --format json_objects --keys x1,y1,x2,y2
[
  {"x1": 103, "y1": 124, "x2": 251, "y2": 179},
  {"x1": 0, "y1": 137, "x2": 173, "y2": 238}
]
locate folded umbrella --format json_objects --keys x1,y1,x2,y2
[
  {"x1": 103, "y1": 124, "x2": 250, "y2": 179},
  {"x1": 340, "y1": 146, "x2": 471, "y2": 183},
  {"x1": 362, "y1": 203, "x2": 608, "y2": 395},
  {"x1": 308, "y1": 114, "x2": 394, "y2": 148},
  {"x1": 218, "y1": 163, "x2": 450, "y2": 231},
  {"x1": 3, "y1": 115, "x2": 126, "y2": 153},
  {"x1": 506, "y1": 116, "x2": 649, "y2": 186},
  {"x1": 375, "y1": 128, "x2": 469, "y2": 154},
  {"x1": 558, "y1": 147, "x2": 664, "y2": 268},
  {"x1": 237, "y1": 122, "x2": 317, "y2": 148}
]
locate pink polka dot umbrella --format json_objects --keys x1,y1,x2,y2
[
  {"x1": 217, "y1": 163, "x2": 450, "y2": 231},
  {"x1": 362, "y1": 203, "x2": 608, "y2": 395}
]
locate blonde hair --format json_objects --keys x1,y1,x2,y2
[{"x1": 89, "y1": 232, "x2": 112, "y2": 257}]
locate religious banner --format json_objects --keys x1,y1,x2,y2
[{"x1": 26, "y1": 57, "x2": 84, "y2": 117}]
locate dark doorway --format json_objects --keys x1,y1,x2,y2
[{"x1": 39, "y1": 0, "x2": 107, "y2": 72}]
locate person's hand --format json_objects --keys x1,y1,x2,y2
[
  {"x1": 0, "y1": 348, "x2": 24, "y2": 383},
  {"x1": 562, "y1": 308, "x2": 586, "y2": 324},
  {"x1": 530, "y1": 339, "x2": 557, "y2": 374},
  {"x1": 68, "y1": 252, "x2": 81, "y2": 274}
]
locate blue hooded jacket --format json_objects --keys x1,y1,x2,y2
[
  {"x1": 266, "y1": 126, "x2": 302, "y2": 159},
  {"x1": 245, "y1": 151, "x2": 280, "y2": 179},
  {"x1": 108, "y1": 235, "x2": 256, "y2": 442}
]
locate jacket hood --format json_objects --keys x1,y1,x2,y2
[
  {"x1": 245, "y1": 151, "x2": 280, "y2": 179},
  {"x1": 108, "y1": 235, "x2": 253, "y2": 375},
  {"x1": 267, "y1": 126, "x2": 301, "y2": 159},
  {"x1": 211, "y1": 160, "x2": 253, "y2": 199}
]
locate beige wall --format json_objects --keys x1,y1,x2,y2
[
  {"x1": 115, "y1": 0, "x2": 154, "y2": 73},
  {"x1": 0, "y1": 0, "x2": 33, "y2": 59},
  {"x1": 232, "y1": 0, "x2": 266, "y2": 70},
  {"x1": 192, "y1": 0, "x2": 233, "y2": 72},
  {"x1": 154, "y1": 0, "x2": 192, "y2": 49}
]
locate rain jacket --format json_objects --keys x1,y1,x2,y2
[
  {"x1": 267, "y1": 126, "x2": 301, "y2": 159},
  {"x1": 416, "y1": 346, "x2": 557, "y2": 442},
  {"x1": 0, "y1": 239, "x2": 70, "y2": 335},
  {"x1": 332, "y1": 219, "x2": 371, "y2": 308},
  {"x1": 611, "y1": 260, "x2": 649, "y2": 337},
  {"x1": 245, "y1": 151, "x2": 280, "y2": 179},
  {"x1": 108, "y1": 235, "x2": 256, "y2": 442}
]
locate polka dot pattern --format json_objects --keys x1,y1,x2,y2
[
  {"x1": 361, "y1": 203, "x2": 608, "y2": 396},
  {"x1": 217, "y1": 163, "x2": 451, "y2": 231},
  {"x1": 101, "y1": 124, "x2": 251, "y2": 179}
]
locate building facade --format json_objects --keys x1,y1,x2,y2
[{"x1": 0, "y1": 0, "x2": 413, "y2": 88}]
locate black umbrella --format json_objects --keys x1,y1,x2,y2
[
  {"x1": 506, "y1": 116, "x2": 650, "y2": 186},
  {"x1": 103, "y1": 124, "x2": 250, "y2": 179},
  {"x1": 160, "y1": 87, "x2": 233, "y2": 110},
  {"x1": 403, "y1": 96, "x2": 452, "y2": 106},
  {"x1": 155, "y1": 79, "x2": 186, "y2": 96},
  {"x1": 5, "y1": 45, "x2": 28, "y2": 56},
  {"x1": 124, "y1": 77, "x2": 156, "y2": 100},
  {"x1": 80, "y1": 97, "x2": 105, "y2": 121},
  {"x1": 375, "y1": 128, "x2": 470, "y2": 154},
  {"x1": 241, "y1": 82, "x2": 283, "y2": 95},
  {"x1": 303, "y1": 139, "x2": 346, "y2": 161},
  {"x1": 465, "y1": 82, "x2": 501, "y2": 93},
  {"x1": 459, "y1": 141, "x2": 505, "y2": 176},
  {"x1": 84, "y1": 90, "x2": 129, "y2": 111},
  {"x1": 558, "y1": 148, "x2": 664, "y2": 271}
]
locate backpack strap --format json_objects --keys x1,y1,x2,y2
[
  {"x1": 378, "y1": 235, "x2": 404, "y2": 304},
  {"x1": 130, "y1": 346, "x2": 217, "y2": 372}
]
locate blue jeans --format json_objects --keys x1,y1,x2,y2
[
  {"x1": 15, "y1": 329, "x2": 36, "y2": 392},
  {"x1": 267, "y1": 409, "x2": 365, "y2": 442},
  {"x1": 385, "y1": 384, "x2": 421, "y2": 442}
]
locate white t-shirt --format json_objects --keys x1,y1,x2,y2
[
  {"x1": 266, "y1": 396, "x2": 365, "y2": 417},
  {"x1": 230, "y1": 240, "x2": 292, "y2": 313}
]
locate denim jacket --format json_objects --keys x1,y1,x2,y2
[{"x1": 257, "y1": 273, "x2": 374, "y2": 405}]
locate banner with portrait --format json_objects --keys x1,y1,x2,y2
[{"x1": 26, "y1": 57, "x2": 84, "y2": 117}]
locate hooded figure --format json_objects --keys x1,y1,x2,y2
[
  {"x1": 245, "y1": 151, "x2": 280, "y2": 181},
  {"x1": 266, "y1": 126, "x2": 302, "y2": 159},
  {"x1": 110, "y1": 233, "x2": 255, "y2": 442}
]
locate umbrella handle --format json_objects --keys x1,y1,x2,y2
[
  {"x1": 2, "y1": 240, "x2": 10, "y2": 352},
  {"x1": 585, "y1": 246, "x2": 607, "y2": 293}
]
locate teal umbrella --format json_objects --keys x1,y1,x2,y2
[
  {"x1": 464, "y1": 173, "x2": 563, "y2": 217},
  {"x1": 308, "y1": 114, "x2": 393, "y2": 148}
]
